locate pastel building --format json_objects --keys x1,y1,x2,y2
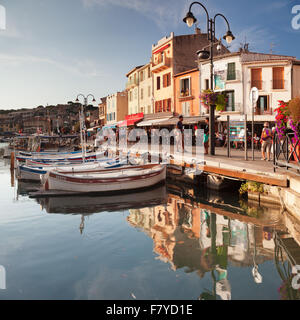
[
  {"x1": 199, "y1": 51, "x2": 300, "y2": 122},
  {"x1": 126, "y1": 66, "x2": 143, "y2": 116},
  {"x1": 106, "y1": 91, "x2": 128, "y2": 126},
  {"x1": 152, "y1": 29, "x2": 228, "y2": 115},
  {"x1": 174, "y1": 68, "x2": 200, "y2": 117},
  {"x1": 138, "y1": 63, "x2": 153, "y2": 115}
]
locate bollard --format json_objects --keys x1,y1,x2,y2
[{"x1": 10, "y1": 152, "x2": 15, "y2": 171}]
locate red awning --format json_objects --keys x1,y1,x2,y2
[
  {"x1": 118, "y1": 113, "x2": 144, "y2": 127},
  {"x1": 153, "y1": 44, "x2": 170, "y2": 55}
]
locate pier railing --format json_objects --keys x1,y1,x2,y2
[{"x1": 273, "y1": 132, "x2": 300, "y2": 173}]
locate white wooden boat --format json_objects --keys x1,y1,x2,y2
[
  {"x1": 43, "y1": 164, "x2": 166, "y2": 193},
  {"x1": 16, "y1": 150, "x2": 102, "y2": 163},
  {"x1": 17, "y1": 158, "x2": 128, "y2": 182}
]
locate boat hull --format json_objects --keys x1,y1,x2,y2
[{"x1": 44, "y1": 165, "x2": 167, "y2": 194}]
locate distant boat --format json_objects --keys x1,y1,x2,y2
[
  {"x1": 17, "y1": 158, "x2": 129, "y2": 182},
  {"x1": 42, "y1": 164, "x2": 166, "y2": 194},
  {"x1": 16, "y1": 151, "x2": 102, "y2": 163}
]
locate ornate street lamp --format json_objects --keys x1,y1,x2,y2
[{"x1": 183, "y1": 2, "x2": 235, "y2": 155}]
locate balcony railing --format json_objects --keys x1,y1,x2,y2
[
  {"x1": 126, "y1": 78, "x2": 139, "y2": 89},
  {"x1": 224, "y1": 103, "x2": 242, "y2": 113},
  {"x1": 250, "y1": 80, "x2": 264, "y2": 91},
  {"x1": 178, "y1": 89, "x2": 195, "y2": 100},
  {"x1": 152, "y1": 55, "x2": 171, "y2": 73},
  {"x1": 272, "y1": 79, "x2": 287, "y2": 90},
  {"x1": 226, "y1": 70, "x2": 242, "y2": 82}
]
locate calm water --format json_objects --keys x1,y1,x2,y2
[{"x1": 0, "y1": 144, "x2": 299, "y2": 300}]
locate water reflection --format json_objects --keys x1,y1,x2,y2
[
  {"x1": 127, "y1": 185, "x2": 300, "y2": 300},
  {"x1": 16, "y1": 178, "x2": 300, "y2": 300}
]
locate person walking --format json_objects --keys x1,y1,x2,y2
[
  {"x1": 261, "y1": 122, "x2": 273, "y2": 161},
  {"x1": 176, "y1": 115, "x2": 184, "y2": 152},
  {"x1": 204, "y1": 118, "x2": 209, "y2": 155}
]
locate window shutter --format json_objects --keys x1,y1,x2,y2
[{"x1": 227, "y1": 63, "x2": 236, "y2": 80}]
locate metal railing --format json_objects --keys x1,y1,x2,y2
[
  {"x1": 272, "y1": 79, "x2": 287, "y2": 90},
  {"x1": 273, "y1": 132, "x2": 300, "y2": 172}
]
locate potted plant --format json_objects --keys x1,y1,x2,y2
[
  {"x1": 274, "y1": 100, "x2": 290, "y2": 140},
  {"x1": 200, "y1": 89, "x2": 218, "y2": 110},
  {"x1": 215, "y1": 94, "x2": 227, "y2": 112},
  {"x1": 288, "y1": 97, "x2": 300, "y2": 162}
]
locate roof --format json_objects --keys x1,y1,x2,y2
[
  {"x1": 126, "y1": 65, "x2": 144, "y2": 78},
  {"x1": 198, "y1": 50, "x2": 298, "y2": 65},
  {"x1": 174, "y1": 68, "x2": 199, "y2": 78}
]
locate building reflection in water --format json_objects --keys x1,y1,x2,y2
[
  {"x1": 127, "y1": 185, "x2": 293, "y2": 300},
  {"x1": 17, "y1": 178, "x2": 300, "y2": 300}
]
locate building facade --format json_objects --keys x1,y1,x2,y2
[
  {"x1": 98, "y1": 97, "x2": 107, "y2": 127},
  {"x1": 138, "y1": 63, "x2": 153, "y2": 115},
  {"x1": 106, "y1": 91, "x2": 128, "y2": 126},
  {"x1": 152, "y1": 29, "x2": 228, "y2": 115},
  {"x1": 126, "y1": 66, "x2": 143, "y2": 116},
  {"x1": 174, "y1": 68, "x2": 200, "y2": 117},
  {"x1": 199, "y1": 51, "x2": 300, "y2": 122}
]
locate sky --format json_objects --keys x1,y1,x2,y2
[{"x1": 0, "y1": 0, "x2": 299, "y2": 109}]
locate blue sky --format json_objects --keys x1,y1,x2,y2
[{"x1": 0, "y1": 0, "x2": 299, "y2": 109}]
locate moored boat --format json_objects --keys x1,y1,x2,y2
[
  {"x1": 17, "y1": 158, "x2": 129, "y2": 182},
  {"x1": 43, "y1": 164, "x2": 166, "y2": 194}
]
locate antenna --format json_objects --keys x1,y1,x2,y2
[{"x1": 270, "y1": 42, "x2": 276, "y2": 54}]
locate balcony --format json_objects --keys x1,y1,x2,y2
[
  {"x1": 223, "y1": 103, "x2": 243, "y2": 113},
  {"x1": 178, "y1": 89, "x2": 195, "y2": 101},
  {"x1": 126, "y1": 78, "x2": 139, "y2": 90},
  {"x1": 250, "y1": 80, "x2": 264, "y2": 91},
  {"x1": 272, "y1": 79, "x2": 287, "y2": 90},
  {"x1": 226, "y1": 70, "x2": 242, "y2": 82},
  {"x1": 152, "y1": 55, "x2": 171, "y2": 74}
]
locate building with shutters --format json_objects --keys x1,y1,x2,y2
[
  {"x1": 151, "y1": 29, "x2": 228, "y2": 116},
  {"x1": 198, "y1": 51, "x2": 300, "y2": 123}
]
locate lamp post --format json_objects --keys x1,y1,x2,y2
[
  {"x1": 75, "y1": 94, "x2": 96, "y2": 162},
  {"x1": 183, "y1": 2, "x2": 235, "y2": 156}
]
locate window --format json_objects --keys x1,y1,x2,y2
[
  {"x1": 148, "y1": 86, "x2": 151, "y2": 97},
  {"x1": 181, "y1": 102, "x2": 190, "y2": 116},
  {"x1": 157, "y1": 76, "x2": 161, "y2": 90},
  {"x1": 163, "y1": 73, "x2": 171, "y2": 88},
  {"x1": 155, "y1": 101, "x2": 163, "y2": 112},
  {"x1": 227, "y1": 63, "x2": 236, "y2": 81},
  {"x1": 148, "y1": 67, "x2": 151, "y2": 78},
  {"x1": 257, "y1": 95, "x2": 269, "y2": 114},
  {"x1": 141, "y1": 88, "x2": 144, "y2": 100},
  {"x1": 140, "y1": 71, "x2": 144, "y2": 82},
  {"x1": 251, "y1": 68, "x2": 262, "y2": 90},
  {"x1": 205, "y1": 79, "x2": 210, "y2": 90},
  {"x1": 134, "y1": 88, "x2": 138, "y2": 100},
  {"x1": 180, "y1": 78, "x2": 190, "y2": 96},
  {"x1": 226, "y1": 91, "x2": 235, "y2": 111},
  {"x1": 273, "y1": 67, "x2": 284, "y2": 89}
]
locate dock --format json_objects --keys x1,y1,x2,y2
[{"x1": 105, "y1": 144, "x2": 289, "y2": 187}]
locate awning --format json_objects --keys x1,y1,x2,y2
[
  {"x1": 137, "y1": 117, "x2": 172, "y2": 127},
  {"x1": 218, "y1": 114, "x2": 275, "y2": 122},
  {"x1": 118, "y1": 113, "x2": 144, "y2": 127},
  {"x1": 102, "y1": 124, "x2": 117, "y2": 130},
  {"x1": 153, "y1": 44, "x2": 170, "y2": 55}
]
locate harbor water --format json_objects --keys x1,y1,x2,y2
[{"x1": 0, "y1": 144, "x2": 299, "y2": 300}]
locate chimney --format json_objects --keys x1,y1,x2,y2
[{"x1": 195, "y1": 27, "x2": 201, "y2": 35}]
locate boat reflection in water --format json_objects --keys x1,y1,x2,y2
[
  {"x1": 35, "y1": 185, "x2": 168, "y2": 215},
  {"x1": 127, "y1": 183, "x2": 300, "y2": 300}
]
